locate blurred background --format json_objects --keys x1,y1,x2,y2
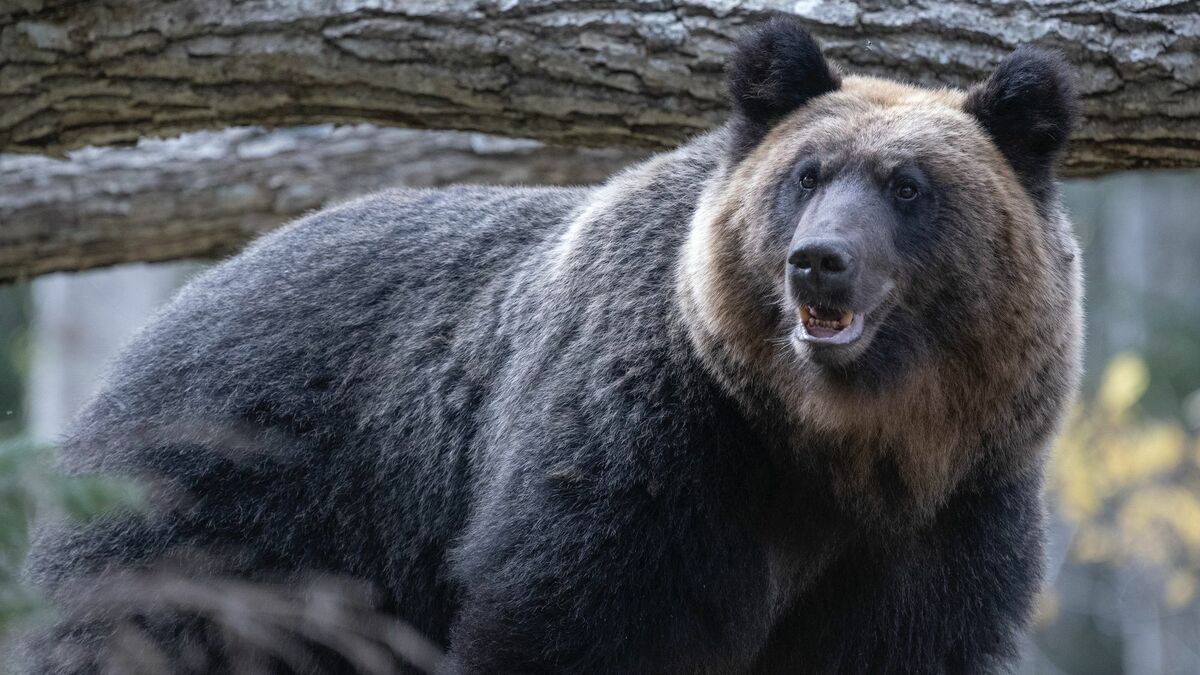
[{"x1": 2, "y1": 130, "x2": 1199, "y2": 673}]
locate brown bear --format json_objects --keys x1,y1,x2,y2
[{"x1": 19, "y1": 16, "x2": 1081, "y2": 674}]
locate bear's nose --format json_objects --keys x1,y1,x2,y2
[{"x1": 788, "y1": 239, "x2": 855, "y2": 289}]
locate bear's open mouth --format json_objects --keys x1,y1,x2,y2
[{"x1": 798, "y1": 305, "x2": 865, "y2": 345}]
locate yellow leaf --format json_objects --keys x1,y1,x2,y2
[
  {"x1": 1098, "y1": 353, "x2": 1149, "y2": 416},
  {"x1": 1127, "y1": 423, "x2": 1185, "y2": 482}
]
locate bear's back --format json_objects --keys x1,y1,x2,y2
[
  {"x1": 23, "y1": 185, "x2": 590, "y2": 655},
  {"x1": 21, "y1": 135, "x2": 729, "y2": 671}
]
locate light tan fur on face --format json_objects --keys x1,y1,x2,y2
[{"x1": 680, "y1": 76, "x2": 1083, "y2": 521}]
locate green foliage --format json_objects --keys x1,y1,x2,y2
[
  {"x1": 0, "y1": 437, "x2": 143, "y2": 638},
  {"x1": 0, "y1": 284, "x2": 31, "y2": 440}
]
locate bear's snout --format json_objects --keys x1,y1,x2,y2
[{"x1": 788, "y1": 238, "x2": 856, "y2": 301}]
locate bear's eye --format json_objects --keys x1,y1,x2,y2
[
  {"x1": 894, "y1": 181, "x2": 919, "y2": 201},
  {"x1": 799, "y1": 172, "x2": 819, "y2": 190}
]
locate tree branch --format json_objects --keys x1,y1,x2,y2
[
  {"x1": 1, "y1": 1, "x2": 1197, "y2": 174},
  {"x1": 0, "y1": 126, "x2": 639, "y2": 284}
]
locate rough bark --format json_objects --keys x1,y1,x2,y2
[
  {"x1": 2, "y1": 1, "x2": 1197, "y2": 174},
  {"x1": 0, "y1": 126, "x2": 640, "y2": 284}
]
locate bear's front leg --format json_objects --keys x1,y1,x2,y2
[
  {"x1": 755, "y1": 474, "x2": 1045, "y2": 674},
  {"x1": 446, "y1": 471, "x2": 779, "y2": 675}
]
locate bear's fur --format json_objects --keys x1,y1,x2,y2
[{"x1": 19, "y1": 17, "x2": 1082, "y2": 674}]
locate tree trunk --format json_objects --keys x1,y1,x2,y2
[
  {"x1": 2, "y1": 0, "x2": 1196, "y2": 175},
  {"x1": 0, "y1": 126, "x2": 640, "y2": 284}
]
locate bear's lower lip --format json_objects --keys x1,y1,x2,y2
[{"x1": 796, "y1": 305, "x2": 865, "y2": 345}]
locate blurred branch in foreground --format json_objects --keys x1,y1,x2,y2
[
  {"x1": 38, "y1": 565, "x2": 445, "y2": 674},
  {"x1": 1, "y1": 437, "x2": 444, "y2": 673},
  {"x1": 0, "y1": 126, "x2": 642, "y2": 284}
]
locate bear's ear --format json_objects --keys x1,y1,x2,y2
[
  {"x1": 965, "y1": 48, "x2": 1079, "y2": 205},
  {"x1": 727, "y1": 17, "x2": 840, "y2": 162}
]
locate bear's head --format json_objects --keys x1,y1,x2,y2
[{"x1": 681, "y1": 17, "x2": 1083, "y2": 517}]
